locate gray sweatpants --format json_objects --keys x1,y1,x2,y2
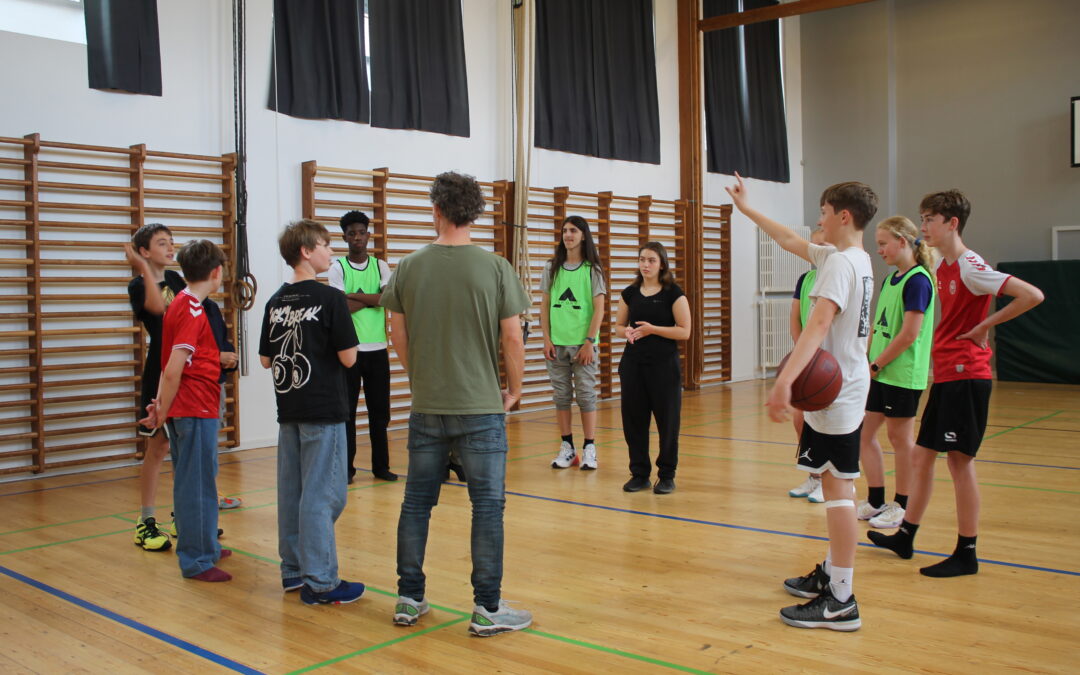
[{"x1": 546, "y1": 344, "x2": 599, "y2": 412}]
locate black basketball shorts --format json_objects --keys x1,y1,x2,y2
[
  {"x1": 916, "y1": 379, "x2": 992, "y2": 456},
  {"x1": 796, "y1": 422, "x2": 862, "y2": 479}
]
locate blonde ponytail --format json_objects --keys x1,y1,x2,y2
[{"x1": 876, "y1": 215, "x2": 937, "y2": 278}]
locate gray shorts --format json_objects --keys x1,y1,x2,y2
[{"x1": 546, "y1": 345, "x2": 599, "y2": 412}]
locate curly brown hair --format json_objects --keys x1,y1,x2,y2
[{"x1": 430, "y1": 171, "x2": 486, "y2": 226}]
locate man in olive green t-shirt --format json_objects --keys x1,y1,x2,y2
[{"x1": 380, "y1": 171, "x2": 532, "y2": 637}]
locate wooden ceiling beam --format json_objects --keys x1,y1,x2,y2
[{"x1": 699, "y1": 0, "x2": 877, "y2": 32}]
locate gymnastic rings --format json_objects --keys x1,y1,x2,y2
[{"x1": 232, "y1": 273, "x2": 258, "y2": 312}]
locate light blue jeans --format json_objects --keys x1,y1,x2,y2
[
  {"x1": 397, "y1": 413, "x2": 508, "y2": 607},
  {"x1": 167, "y1": 416, "x2": 222, "y2": 577},
  {"x1": 277, "y1": 421, "x2": 347, "y2": 593}
]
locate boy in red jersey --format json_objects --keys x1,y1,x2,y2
[
  {"x1": 868, "y1": 190, "x2": 1043, "y2": 577},
  {"x1": 140, "y1": 240, "x2": 232, "y2": 582}
]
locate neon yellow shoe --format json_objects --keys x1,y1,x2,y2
[{"x1": 134, "y1": 517, "x2": 171, "y2": 552}]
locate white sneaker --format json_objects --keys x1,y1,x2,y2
[
  {"x1": 580, "y1": 443, "x2": 597, "y2": 470},
  {"x1": 468, "y1": 600, "x2": 532, "y2": 637},
  {"x1": 807, "y1": 481, "x2": 825, "y2": 503},
  {"x1": 393, "y1": 595, "x2": 430, "y2": 626},
  {"x1": 788, "y1": 475, "x2": 819, "y2": 498},
  {"x1": 856, "y1": 499, "x2": 886, "y2": 520},
  {"x1": 868, "y1": 502, "x2": 905, "y2": 529},
  {"x1": 551, "y1": 441, "x2": 578, "y2": 468}
]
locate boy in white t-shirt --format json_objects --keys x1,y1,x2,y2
[{"x1": 728, "y1": 174, "x2": 876, "y2": 632}]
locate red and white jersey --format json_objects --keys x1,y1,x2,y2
[
  {"x1": 932, "y1": 250, "x2": 1011, "y2": 382},
  {"x1": 161, "y1": 288, "x2": 221, "y2": 418}
]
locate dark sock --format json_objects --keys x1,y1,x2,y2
[
  {"x1": 867, "y1": 520, "x2": 919, "y2": 559},
  {"x1": 868, "y1": 486, "x2": 886, "y2": 509},
  {"x1": 584, "y1": 438, "x2": 594, "y2": 447},
  {"x1": 561, "y1": 434, "x2": 574, "y2": 448},
  {"x1": 920, "y1": 535, "x2": 979, "y2": 577},
  {"x1": 484, "y1": 604, "x2": 499, "y2": 613},
  {"x1": 894, "y1": 493, "x2": 908, "y2": 509}
]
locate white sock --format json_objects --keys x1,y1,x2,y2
[
  {"x1": 829, "y1": 566, "x2": 853, "y2": 602},
  {"x1": 823, "y1": 552, "x2": 832, "y2": 577}
]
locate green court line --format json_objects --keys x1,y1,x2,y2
[
  {"x1": 524, "y1": 628, "x2": 714, "y2": 675},
  {"x1": 984, "y1": 411, "x2": 1064, "y2": 440},
  {"x1": 0, "y1": 528, "x2": 130, "y2": 556},
  {"x1": 680, "y1": 452, "x2": 792, "y2": 468},
  {"x1": 284, "y1": 618, "x2": 469, "y2": 674},
  {"x1": 0, "y1": 513, "x2": 133, "y2": 538}
]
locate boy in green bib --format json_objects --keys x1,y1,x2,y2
[
  {"x1": 857, "y1": 216, "x2": 936, "y2": 529},
  {"x1": 328, "y1": 211, "x2": 395, "y2": 483},
  {"x1": 543, "y1": 216, "x2": 607, "y2": 470}
]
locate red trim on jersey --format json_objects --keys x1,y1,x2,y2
[
  {"x1": 931, "y1": 256, "x2": 1009, "y2": 383},
  {"x1": 161, "y1": 289, "x2": 220, "y2": 418}
]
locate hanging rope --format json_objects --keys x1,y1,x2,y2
[
  {"x1": 511, "y1": 0, "x2": 535, "y2": 341},
  {"x1": 231, "y1": 0, "x2": 257, "y2": 375}
]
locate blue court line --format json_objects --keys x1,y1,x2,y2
[
  {"x1": 0, "y1": 564, "x2": 265, "y2": 674},
  {"x1": 469, "y1": 484, "x2": 1080, "y2": 577},
  {"x1": 0, "y1": 453, "x2": 276, "y2": 498}
]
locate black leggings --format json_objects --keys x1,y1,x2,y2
[
  {"x1": 619, "y1": 354, "x2": 682, "y2": 480},
  {"x1": 345, "y1": 349, "x2": 391, "y2": 476}
]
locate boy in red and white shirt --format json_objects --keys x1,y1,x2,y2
[
  {"x1": 141, "y1": 240, "x2": 231, "y2": 582},
  {"x1": 869, "y1": 190, "x2": 1043, "y2": 577}
]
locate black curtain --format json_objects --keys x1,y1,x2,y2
[
  {"x1": 84, "y1": 0, "x2": 162, "y2": 96},
  {"x1": 368, "y1": 0, "x2": 470, "y2": 137},
  {"x1": 535, "y1": 0, "x2": 660, "y2": 164},
  {"x1": 704, "y1": 0, "x2": 789, "y2": 182},
  {"x1": 269, "y1": 0, "x2": 369, "y2": 123}
]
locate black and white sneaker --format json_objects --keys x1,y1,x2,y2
[
  {"x1": 779, "y1": 588, "x2": 861, "y2": 631},
  {"x1": 782, "y1": 563, "x2": 830, "y2": 598}
]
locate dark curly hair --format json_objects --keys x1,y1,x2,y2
[
  {"x1": 339, "y1": 210, "x2": 370, "y2": 234},
  {"x1": 920, "y1": 189, "x2": 971, "y2": 234},
  {"x1": 430, "y1": 171, "x2": 486, "y2": 226}
]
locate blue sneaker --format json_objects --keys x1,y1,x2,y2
[
  {"x1": 301, "y1": 580, "x2": 365, "y2": 605},
  {"x1": 282, "y1": 577, "x2": 303, "y2": 592}
]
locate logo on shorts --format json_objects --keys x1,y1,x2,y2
[
  {"x1": 798, "y1": 447, "x2": 812, "y2": 462},
  {"x1": 944, "y1": 431, "x2": 958, "y2": 443}
]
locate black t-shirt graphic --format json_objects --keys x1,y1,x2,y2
[{"x1": 259, "y1": 280, "x2": 358, "y2": 423}]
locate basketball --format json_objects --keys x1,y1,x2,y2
[{"x1": 776, "y1": 348, "x2": 843, "y2": 411}]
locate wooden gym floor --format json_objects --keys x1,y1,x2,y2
[{"x1": 1, "y1": 379, "x2": 1077, "y2": 674}]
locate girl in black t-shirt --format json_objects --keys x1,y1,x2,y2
[{"x1": 615, "y1": 242, "x2": 692, "y2": 495}]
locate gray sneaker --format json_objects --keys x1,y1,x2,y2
[
  {"x1": 393, "y1": 595, "x2": 430, "y2": 626},
  {"x1": 468, "y1": 600, "x2": 532, "y2": 637}
]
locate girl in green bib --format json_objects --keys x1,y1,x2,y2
[
  {"x1": 858, "y1": 216, "x2": 937, "y2": 529},
  {"x1": 543, "y1": 216, "x2": 607, "y2": 470}
]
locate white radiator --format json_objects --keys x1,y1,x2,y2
[
  {"x1": 757, "y1": 225, "x2": 810, "y2": 371},
  {"x1": 758, "y1": 298, "x2": 795, "y2": 368},
  {"x1": 758, "y1": 226, "x2": 811, "y2": 292}
]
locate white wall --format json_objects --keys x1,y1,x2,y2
[
  {"x1": 704, "y1": 14, "x2": 805, "y2": 382},
  {"x1": 0, "y1": 0, "x2": 806, "y2": 453}
]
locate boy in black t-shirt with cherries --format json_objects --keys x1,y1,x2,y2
[{"x1": 259, "y1": 219, "x2": 365, "y2": 605}]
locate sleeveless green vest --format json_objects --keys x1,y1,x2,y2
[
  {"x1": 869, "y1": 266, "x2": 935, "y2": 389},
  {"x1": 548, "y1": 261, "x2": 598, "y2": 346},
  {"x1": 339, "y1": 257, "x2": 387, "y2": 344},
  {"x1": 798, "y1": 269, "x2": 817, "y2": 327}
]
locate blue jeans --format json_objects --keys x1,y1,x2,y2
[
  {"x1": 397, "y1": 413, "x2": 508, "y2": 607},
  {"x1": 277, "y1": 421, "x2": 347, "y2": 592},
  {"x1": 167, "y1": 417, "x2": 221, "y2": 577}
]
